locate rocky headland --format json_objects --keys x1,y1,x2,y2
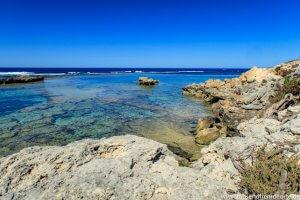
[
  {"x1": 184, "y1": 60, "x2": 300, "y2": 197},
  {"x1": 0, "y1": 60, "x2": 299, "y2": 199},
  {"x1": 183, "y1": 60, "x2": 300, "y2": 136},
  {"x1": 0, "y1": 76, "x2": 44, "y2": 85}
]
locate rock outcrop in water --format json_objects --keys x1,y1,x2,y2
[
  {"x1": 0, "y1": 76, "x2": 44, "y2": 85},
  {"x1": 138, "y1": 77, "x2": 159, "y2": 86},
  {"x1": 0, "y1": 135, "x2": 238, "y2": 200}
]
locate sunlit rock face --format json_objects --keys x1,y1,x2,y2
[
  {"x1": 185, "y1": 60, "x2": 300, "y2": 197},
  {"x1": 182, "y1": 60, "x2": 300, "y2": 135},
  {"x1": 0, "y1": 135, "x2": 238, "y2": 200}
]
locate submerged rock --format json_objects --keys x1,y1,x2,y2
[
  {"x1": 193, "y1": 117, "x2": 227, "y2": 145},
  {"x1": 0, "y1": 76, "x2": 44, "y2": 85},
  {"x1": 0, "y1": 135, "x2": 238, "y2": 200},
  {"x1": 138, "y1": 77, "x2": 159, "y2": 86},
  {"x1": 195, "y1": 127, "x2": 220, "y2": 145}
]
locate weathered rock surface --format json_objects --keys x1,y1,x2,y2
[
  {"x1": 138, "y1": 77, "x2": 159, "y2": 86},
  {"x1": 275, "y1": 60, "x2": 300, "y2": 77},
  {"x1": 0, "y1": 135, "x2": 239, "y2": 200},
  {"x1": 188, "y1": 60, "x2": 300, "y2": 197},
  {"x1": 182, "y1": 60, "x2": 300, "y2": 135},
  {"x1": 195, "y1": 127, "x2": 220, "y2": 145},
  {"x1": 192, "y1": 100, "x2": 300, "y2": 194},
  {"x1": 0, "y1": 76, "x2": 44, "y2": 85},
  {"x1": 193, "y1": 117, "x2": 226, "y2": 145}
]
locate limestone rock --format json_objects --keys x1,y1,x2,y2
[
  {"x1": 195, "y1": 127, "x2": 221, "y2": 145},
  {"x1": 241, "y1": 104, "x2": 263, "y2": 110},
  {"x1": 240, "y1": 66, "x2": 275, "y2": 83},
  {"x1": 138, "y1": 77, "x2": 159, "y2": 86},
  {"x1": 275, "y1": 60, "x2": 300, "y2": 77},
  {"x1": 205, "y1": 79, "x2": 223, "y2": 88},
  {"x1": 0, "y1": 135, "x2": 237, "y2": 200},
  {"x1": 288, "y1": 105, "x2": 300, "y2": 113},
  {"x1": 182, "y1": 83, "x2": 204, "y2": 97},
  {"x1": 283, "y1": 113, "x2": 300, "y2": 135},
  {"x1": 194, "y1": 117, "x2": 215, "y2": 132},
  {"x1": 182, "y1": 60, "x2": 299, "y2": 133},
  {"x1": 193, "y1": 117, "x2": 226, "y2": 145},
  {"x1": 184, "y1": 60, "x2": 300, "y2": 197},
  {"x1": 193, "y1": 112, "x2": 299, "y2": 188}
]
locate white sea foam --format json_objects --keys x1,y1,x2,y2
[
  {"x1": 148, "y1": 71, "x2": 178, "y2": 74},
  {"x1": 87, "y1": 72, "x2": 106, "y2": 75},
  {"x1": 0, "y1": 72, "x2": 34, "y2": 76},
  {"x1": 34, "y1": 73, "x2": 66, "y2": 76},
  {"x1": 0, "y1": 72, "x2": 68, "y2": 76},
  {"x1": 178, "y1": 71, "x2": 204, "y2": 73},
  {"x1": 125, "y1": 71, "x2": 132, "y2": 73},
  {"x1": 135, "y1": 71, "x2": 143, "y2": 73}
]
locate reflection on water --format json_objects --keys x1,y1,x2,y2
[{"x1": 0, "y1": 73, "x2": 235, "y2": 157}]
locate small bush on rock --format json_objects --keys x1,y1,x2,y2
[
  {"x1": 283, "y1": 77, "x2": 300, "y2": 95},
  {"x1": 240, "y1": 146, "x2": 300, "y2": 195},
  {"x1": 269, "y1": 77, "x2": 300, "y2": 103}
]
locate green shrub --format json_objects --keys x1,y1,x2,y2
[
  {"x1": 240, "y1": 146, "x2": 300, "y2": 195},
  {"x1": 284, "y1": 76, "x2": 291, "y2": 84},
  {"x1": 269, "y1": 77, "x2": 300, "y2": 103},
  {"x1": 283, "y1": 77, "x2": 300, "y2": 95}
]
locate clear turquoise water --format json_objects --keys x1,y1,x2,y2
[{"x1": 0, "y1": 73, "x2": 237, "y2": 157}]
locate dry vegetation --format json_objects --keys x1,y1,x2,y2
[
  {"x1": 270, "y1": 77, "x2": 300, "y2": 103},
  {"x1": 240, "y1": 146, "x2": 300, "y2": 195}
]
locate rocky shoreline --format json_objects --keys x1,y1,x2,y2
[
  {"x1": 183, "y1": 60, "x2": 300, "y2": 136},
  {"x1": 0, "y1": 76, "x2": 44, "y2": 85},
  {"x1": 0, "y1": 60, "x2": 299, "y2": 199},
  {"x1": 184, "y1": 60, "x2": 300, "y2": 197}
]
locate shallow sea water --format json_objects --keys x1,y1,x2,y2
[{"x1": 0, "y1": 73, "x2": 238, "y2": 157}]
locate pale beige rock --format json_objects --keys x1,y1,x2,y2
[
  {"x1": 205, "y1": 79, "x2": 223, "y2": 88},
  {"x1": 284, "y1": 113, "x2": 300, "y2": 135},
  {"x1": 275, "y1": 60, "x2": 300, "y2": 77},
  {"x1": 240, "y1": 66, "x2": 275, "y2": 83},
  {"x1": 185, "y1": 60, "x2": 300, "y2": 198},
  {"x1": 182, "y1": 60, "x2": 299, "y2": 135},
  {"x1": 0, "y1": 135, "x2": 238, "y2": 200}
]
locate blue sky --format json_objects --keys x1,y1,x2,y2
[{"x1": 0, "y1": 0, "x2": 299, "y2": 68}]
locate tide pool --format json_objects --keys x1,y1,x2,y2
[{"x1": 0, "y1": 73, "x2": 238, "y2": 158}]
